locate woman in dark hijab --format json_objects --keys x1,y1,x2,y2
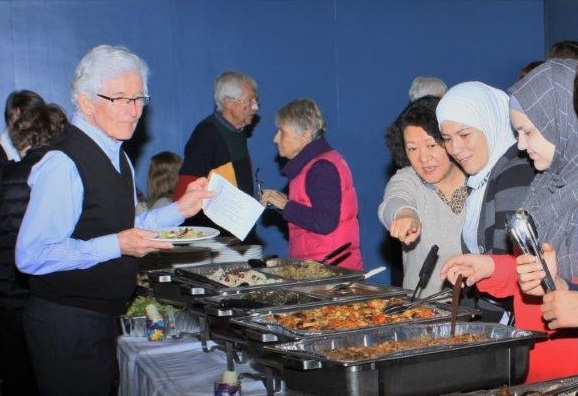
[{"x1": 443, "y1": 59, "x2": 578, "y2": 383}]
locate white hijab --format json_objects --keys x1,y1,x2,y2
[{"x1": 436, "y1": 82, "x2": 516, "y2": 253}]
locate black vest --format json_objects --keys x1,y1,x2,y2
[
  {"x1": 0, "y1": 148, "x2": 48, "y2": 310},
  {"x1": 29, "y1": 125, "x2": 138, "y2": 315}
]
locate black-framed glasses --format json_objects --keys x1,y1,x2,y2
[
  {"x1": 255, "y1": 167, "x2": 265, "y2": 196},
  {"x1": 97, "y1": 94, "x2": 151, "y2": 107}
]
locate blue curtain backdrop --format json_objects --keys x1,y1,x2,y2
[{"x1": 0, "y1": 0, "x2": 554, "y2": 284}]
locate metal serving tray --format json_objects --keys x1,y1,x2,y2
[
  {"x1": 201, "y1": 289, "x2": 329, "y2": 346},
  {"x1": 258, "y1": 258, "x2": 361, "y2": 281},
  {"x1": 448, "y1": 374, "x2": 578, "y2": 395},
  {"x1": 289, "y1": 282, "x2": 407, "y2": 301},
  {"x1": 266, "y1": 322, "x2": 544, "y2": 396},
  {"x1": 202, "y1": 289, "x2": 328, "y2": 317},
  {"x1": 171, "y1": 262, "x2": 284, "y2": 300},
  {"x1": 146, "y1": 268, "x2": 210, "y2": 307},
  {"x1": 233, "y1": 296, "x2": 478, "y2": 375},
  {"x1": 232, "y1": 296, "x2": 480, "y2": 340},
  {"x1": 174, "y1": 261, "x2": 363, "y2": 296}
]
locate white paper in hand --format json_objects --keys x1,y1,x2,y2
[{"x1": 202, "y1": 173, "x2": 265, "y2": 241}]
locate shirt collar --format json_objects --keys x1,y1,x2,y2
[
  {"x1": 72, "y1": 112, "x2": 124, "y2": 167},
  {"x1": 214, "y1": 110, "x2": 243, "y2": 133}
]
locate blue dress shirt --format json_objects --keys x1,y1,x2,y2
[{"x1": 16, "y1": 113, "x2": 184, "y2": 275}]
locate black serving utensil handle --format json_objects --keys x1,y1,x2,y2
[
  {"x1": 325, "y1": 251, "x2": 351, "y2": 267},
  {"x1": 524, "y1": 212, "x2": 557, "y2": 292},
  {"x1": 321, "y1": 242, "x2": 351, "y2": 264},
  {"x1": 411, "y1": 245, "x2": 439, "y2": 301},
  {"x1": 450, "y1": 274, "x2": 463, "y2": 336}
]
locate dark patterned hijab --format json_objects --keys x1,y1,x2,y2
[{"x1": 508, "y1": 58, "x2": 578, "y2": 282}]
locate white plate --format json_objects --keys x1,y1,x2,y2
[{"x1": 148, "y1": 226, "x2": 220, "y2": 244}]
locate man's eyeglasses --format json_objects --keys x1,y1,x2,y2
[
  {"x1": 229, "y1": 97, "x2": 259, "y2": 111},
  {"x1": 97, "y1": 94, "x2": 151, "y2": 107}
]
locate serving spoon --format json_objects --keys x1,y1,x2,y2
[{"x1": 332, "y1": 266, "x2": 387, "y2": 295}]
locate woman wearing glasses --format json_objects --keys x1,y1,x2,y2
[{"x1": 260, "y1": 98, "x2": 364, "y2": 270}]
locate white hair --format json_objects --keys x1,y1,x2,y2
[
  {"x1": 408, "y1": 76, "x2": 448, "y2": 102},
  {"x1": 71, "y1": 44, "x2": 149, "y2": 110},
  {"x1": 213, "y1": 71, "x2": 257, "y2": 111}
]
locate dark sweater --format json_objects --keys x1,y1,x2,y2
[
  {"x1": 0, "y1": 148, "x2": 48, "y2": 310},
  {"x1": 29, "y1": 125, "x2": 139, "y2": 315},
  {"x1": 179, "y1": 112, "x2": 255, "y2": 235}
]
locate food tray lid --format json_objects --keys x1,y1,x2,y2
[{"x1": 264, "y1": 322, "x2": 543, "y2": 367}]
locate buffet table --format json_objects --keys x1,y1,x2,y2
[{"x1": 117, "y1": 336, "x2": 309, "y2": 396}]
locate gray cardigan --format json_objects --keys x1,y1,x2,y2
[{"x1": 378, "y1": 167, "x2": 464, "y2": 297}]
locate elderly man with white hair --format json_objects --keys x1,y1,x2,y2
[
  {"x1": 174, "y1": 70, "x2": 259, "y2": 239},
  {"x1": 16, "y1": 44, "x2": 212, "y2": 395}
]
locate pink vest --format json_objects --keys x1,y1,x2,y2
[{"x1": 288, "y1": 150, "x2": 364, "y2": 270}]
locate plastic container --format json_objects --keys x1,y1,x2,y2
[{"x1": 214, "y1": 370, "x2": 241, "y2": 395}]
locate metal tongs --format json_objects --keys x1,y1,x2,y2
[
  {"x1": 383, "y1": 287, "x2": 453, "y2": 315},
  {"x1": 505, "y1": 209, "x2": 556, "y2": 292},
  {"x1": 331, "y1": 266, "x2": 387, "y2": 295}
]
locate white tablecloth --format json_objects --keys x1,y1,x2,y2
[
  {"x1": 118, "y1": 336, "x2": 208, "y2": 396},
  {"x1": 118, "y1": 336, "x2": 304, "y2": 396}
]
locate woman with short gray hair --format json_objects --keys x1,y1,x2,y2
[{"x1": 260, "y1": 98, "x2": 364, "y2": 270}]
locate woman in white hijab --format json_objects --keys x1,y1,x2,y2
[
  {"x1": 436, "y1": 81, "x2": 536, "y2": 323},
  {"x1": 442, "y1": 62, "x2": 578, "y2": 383}
]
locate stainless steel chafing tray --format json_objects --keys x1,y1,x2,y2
[
  {"x1": 174, "y1": 261, "x2": 363, "y2": 296},
  {"x1": 448, "y1": 374, "x2": 578, "y2": 395},
  {"x1": 231, "y1": 296, "x2": 480, "y2": 341},
  {"x1": 289, "y1": 282, "x2": 407, "y2": 301},
  {"x1": 145, "y1": 268, "x2": 210, "y2": 308},
  {"x1": 258, "y1": 258, "x2": 361, "y2": 280},
  {"x1": 173, "y1": 262, "x2": 287, "y2": 296},
  {"x1": 231, "y1": 296, "x2": 478, "y2": 375},
  {"x1": 202, "y1": 289, "x2": 328, "y2": 317},
  {"x1": 201, "y1": 289, "x2": 328, "y2": 346},
  {"x1": 265, "y1": 322, "x2": 545, "y2": 396}
]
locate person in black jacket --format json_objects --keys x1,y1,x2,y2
[{"x1": 0, "y1": 102, "x2": 67, "y2": 396}]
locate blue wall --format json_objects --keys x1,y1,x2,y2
[
  {"x1": 545, "y1": 0, "x2": 578, "y2": 48},
  {"x1": 0, "y1": 0, "x2": 545, "y2": 285}
]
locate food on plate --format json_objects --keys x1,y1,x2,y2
[
  {"x1": 268, "y1": 260, "x2": 336, "y2": 280},
  {"x1": 267, "y1": 298, "x2": 436, "y2": 331},
  {"x1": 158, "y1": 227, "x2": 204, "y2": 239},
  {"x1": 208, "y1": 268, "x2": 282, "y2": 287},
  {"x1": 321, "y1": 333, "x2": 488, "y2": 361}
]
